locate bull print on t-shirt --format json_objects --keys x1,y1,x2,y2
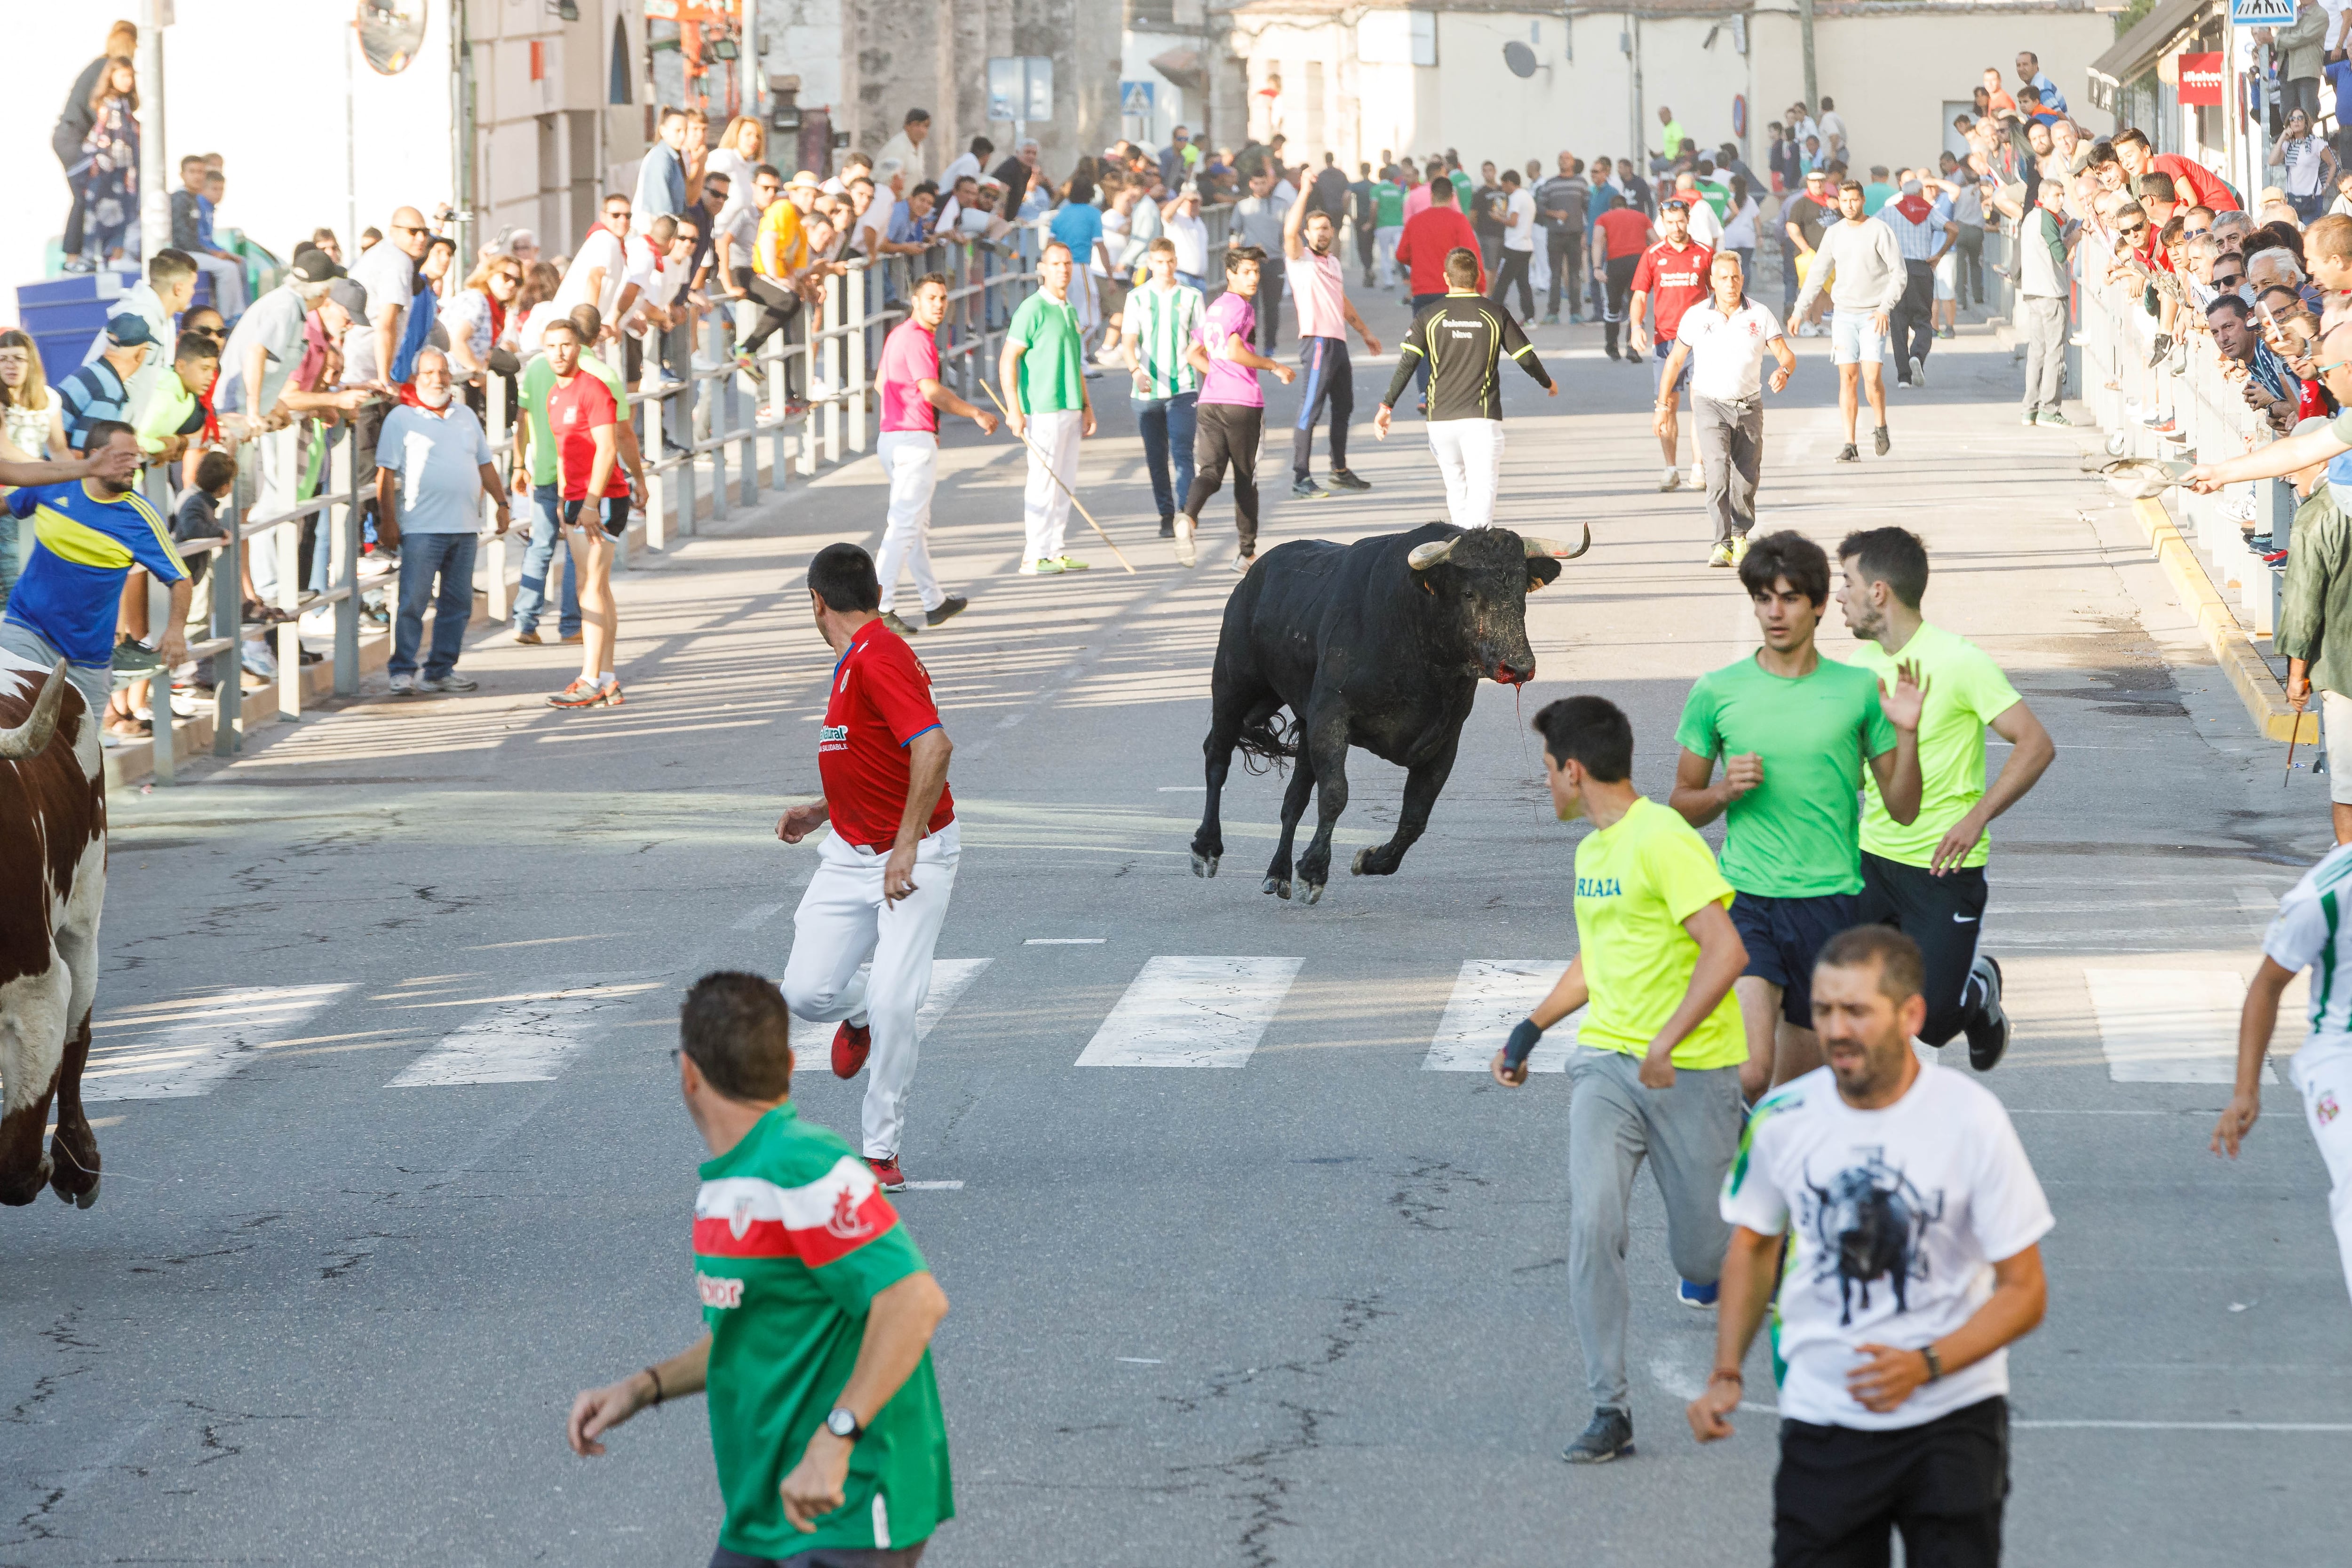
[{"x1": 1800, "y1": 1149, "x2": 1946, "y2": 1327}]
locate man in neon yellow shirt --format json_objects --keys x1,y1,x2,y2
[
  {"x1": 1492, "y1": 694, "x2": 1751, "y2": 1466},
  {"x1": 1838, "y1": 527, "x2": 2054, "y2": 1072}
]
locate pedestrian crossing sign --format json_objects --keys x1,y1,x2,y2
[
  {"x1": 2231, "y1": 0, "x2": 2294, "y2": 23},
  {"x1": 1121, "y1": 80, "x2": 1156, "y2": 117}
]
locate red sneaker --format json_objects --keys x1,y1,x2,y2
[
  {"x1": 831, "y1": 1021, "x2": 871, "y2": 1079},
  {"x1": 866, "y1": 1155, "x2": 906, "y2": 1192}
]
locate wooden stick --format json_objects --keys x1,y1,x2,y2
[
  {"x1": 978, "y1": 380, "x2": 1136, "y2": 574},
  {"x1": 2288, "y1": 723, "x2": 2300, "y2": 788}
]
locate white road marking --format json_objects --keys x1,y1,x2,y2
[
  {"x1": 904, "y1": 1180, "x2": 965, "y2": 1190},
  {"x1": 2085, "y1": 968, "x2": 2274, "y2": 1084},
  {"x1": 465, "y1": 933, "x2": 617, "y2": 950},
  {"x1": 1076, "y1": 957, "x2": 1304, "y2": 1067},
  {"x1": 732, "y1": 903, "x2": 787, "y2": 930},
  {"x1": 914, "y1": 959, "x2": 992, "y2": 1043},
  {"x1": 387, "y1": 983, "x2": 660, "y2": 1087},
  {"x1": 86, "y1": 983, "x2": 355, "y2": 1100},
  {"x1": 1421, "y1": 960, "x2": 1583, "y2": 1072},
  {"x1": 1025, "y1": 937, "x2": 1106, "y2": 944}
]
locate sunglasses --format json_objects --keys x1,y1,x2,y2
[
  {"x1": 2117, "y1": 222, "x2": 2148, "y2": 238},
  {"x1": 2214, "y1": 272, "x2": 2246, "y2": 288},
  {"x1": 393, "y1": 222, "x2": 430, "y2": 235}
]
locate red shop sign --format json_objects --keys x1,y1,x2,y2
[{"x1": 2179, "y1": 52, "x2": 2225, "y2": 106}]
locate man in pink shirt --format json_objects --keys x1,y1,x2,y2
[
  {"x1": 874, "y1": 271, "x2": 1000, "y2": 635},
  {"x1": 1282, "y1": 181, "x2": 1383, "y2": 499}
]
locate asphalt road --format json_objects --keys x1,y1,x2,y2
[{"x1": 4, "y1": 307, "x2": 2345, "y2": 1568}]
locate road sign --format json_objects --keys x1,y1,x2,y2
[
  {"x1": 988, "y1": 56, "x2": 1055, "y2": 123},
  {"x1": 2231, "y1": 0, "x2": 2293, "y2": 24},
  {"x1": 1120, "y1": 79, "x2": 1155, "y2": 116}
]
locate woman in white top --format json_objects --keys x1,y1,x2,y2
[
  {"x1": 2274, "y1": 108, "x2": 2338, "y2": 224},
  {"x1": 0, "y1": 329, "x2": 67, "y2": 610},
  {"x1": 1720, "y1": 174, "x2": 1761, "y2": 278},
  {"x1": 705, "y1": 117, "x2": 767, "y2": 211}
]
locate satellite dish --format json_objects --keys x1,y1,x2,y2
[
  {"x1": 1502, "y1": 41, "x2": 1539, "y2": 79},
  {"x1": 356, "y1": 0, "x2": 428, "y2": 77}
]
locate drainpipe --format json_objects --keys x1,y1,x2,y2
[{"x1": 1799, "y1": 0, "x2": 1818, "y2": 112}]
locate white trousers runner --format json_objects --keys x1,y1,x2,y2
[
  {"x1": 2291, "y1": 1037, "x2": 2352, "y2": 1306},
  {"x1": 781, "y1": 820, "x2": 961, "y2": 1160},
  {"x1": 1022, "y1": 407, "x2": 1082, "y2": 564},
  {"x1": 875, "y1": 430, "x2": 943, "y2": 615},
  {"x1": 1427, "y1": 418, "x2": 1505, "y2": 529}
]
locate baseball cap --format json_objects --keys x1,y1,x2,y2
[
  {"x1": 325, "y1": 277, "x2": 370, "y2": 325},
  {"x1": 104, "y1": 312, "x2": 156, "y2": 348},
  {"x1": 286, "y1": 245, "x2": 343, "y2": 284}
]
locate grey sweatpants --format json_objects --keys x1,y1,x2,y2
[
  {"x1": 2019, "y1": 295, "x2": 2068, "y2": 414},
  {"x1": 1692, "y1": 395, "x2": 1763, "y2": 545},
  {"x1": 1567, "y1": 1045, "x2": 1744, "y2": 1411}
]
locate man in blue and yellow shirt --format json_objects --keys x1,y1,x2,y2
[{"x1": 0, "y1": 421, "x2": 189, "y2": 724}]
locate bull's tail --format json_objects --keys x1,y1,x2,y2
[
  {"x1": 0, "y1": 660, "x2": 69, "y2": 761},
  {"x1": 1234, "y1": 703, "x2": 1299, "y2": 776}
]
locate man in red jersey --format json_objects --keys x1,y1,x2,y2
[
  {"x1": 776, "y1": 542, "x2": 959, "y2": 1192},
  {"x1": 1629, "y1": 198, "x2": 1716, "y2": 493},
  {"x1": 1392, "y1": 177, "x2": 1482, "y2": 406}
]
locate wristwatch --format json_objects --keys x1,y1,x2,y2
[
  {"x1": 823, "y1": 1407, "x2": 864, "y2": 1442},
  {"x1": 1920, "y1": 1345, "x2": 1945, "y2": 1384}
]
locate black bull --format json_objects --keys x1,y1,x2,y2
[{"x1": 1190, "y1": 522, "x2": 1589, "y2": 903}]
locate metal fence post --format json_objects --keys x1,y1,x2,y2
[
  {"x1": 648, "y1": 387, "x2": 673, "y2": 550},
  {"x1": 214, "y1": 448, "x2": 246, "y2": 755},
  {"x1": 332, "y1": 426, "x2": 358, "y2": 696},
  {"x1": 274, "y1": 427, "x2": 302, "y2": 721},
  {"x1": 145, "y1": 571, "x2": 175, "y2": 784},
  {"x1": 848, "y1": 265, "x2": 870, "y2": 456},
  {"x1": 710, "y1": 374, "x2": 731, "y2": 523},
  {"x1": 822, "y1": 274, "x2": 843, "y2": 466},
  {"x1": 485, "y1": 374, "x2": 511, "y2": 622},
  {"x1": 737, "y1": 355, "x2": 758, "y2": 508}
]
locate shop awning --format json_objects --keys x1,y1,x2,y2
[{"x1": 2088, "y1": 0, "x2": 2217, "y2": 113}]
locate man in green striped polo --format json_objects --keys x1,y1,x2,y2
[{"x1": 1120, "y1": 237, "x2": 1204, "y2": 540}]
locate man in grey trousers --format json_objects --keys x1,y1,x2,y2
[
  {"x1": 1657, "y1": 252, "x2": 1796, "y2": 568},
  {"x1": 1233, "y1": 166, "x2": 1294, "y2": 353},
  {"x1": 1490, "y1": 694, "x2": 1752, "y2": 1465},
  {"x1": 2016, "y1": 177, "x2": 2074, "y2": 427}
]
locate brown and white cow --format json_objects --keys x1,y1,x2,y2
[{"x1": 0, "y1": 652, "x2": 106, "y2": 1207}]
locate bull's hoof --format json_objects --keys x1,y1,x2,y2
[
  {"x1": 1192, "y1": 851, "x2": 1220, "y2": 878},
  {"x1": 1298, "y1": 882, "x2": 1325, "y2": 906},
  {"x1": 0, "y1": 1158, "x2": 55, "y2": 1207},
  {"x1": 1351, "y1": 848, "x2": 1371, "y2": 875},
  {"x1": 74, "y1": 1176, "x2": 100, "y2": 1210},
  {"x1": 1262, "y1": 877, "x2": 1291, "y2": 899}
]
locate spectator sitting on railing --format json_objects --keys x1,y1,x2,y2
[
  {"x1": 632, "y1": 215, "x2": 698, "y2": 457},
  {"x1": 376, "y1": 348, "x2": 508, "y2": 697},
  {"x1": 556, "y1": 193, "x2": 648, "y2": 359}
]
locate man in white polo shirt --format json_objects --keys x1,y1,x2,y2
[{"x1": 1656, "y1": 252, "x2": 1795, "y2": 569}]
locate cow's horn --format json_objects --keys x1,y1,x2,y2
[
  {"x1": 1406, "y1": 537, "x2": 1458, "y2": 570},
  {"x1": 0, "y1": 659, "x2": 69, "y2": 761},
  {"x1": 1522, "y1": 525, "x2": 1592, "y2": 561}
]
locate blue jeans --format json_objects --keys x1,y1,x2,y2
[
  {"x1": 513, "y1": 482, "x2": 580, "y2": 636},
  {"x1": 390, "y1": 531, "x2": 478, "y2": 679},
  {"x1": 1133, "y1": 391, "x2": 1198, "y2": 522}
]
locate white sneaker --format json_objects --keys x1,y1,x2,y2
[
  {"x1": 1174, "y1": 515, "x2": 1198, "y2": 567},
  {"x1": 1659, "y1": 466, "x2": 1682, "y2": 492},
  {"x1": 1688, "y1": 460, "x2": 1704, "y2": 489},
  {"x1": 389, "y1": 672, "x2": 418, "y2": 695},
  {"x1": 1231, "y1": 550, "x2": 1254, "y2": 574},
  {"x1": 1909, "y1": 355, "x2": 1925, "y2": 387}
]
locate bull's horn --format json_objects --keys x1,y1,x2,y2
[
  {"x1": 0, "y1": 659, "x2": 69, "y2": 762},
  {"x1": 1406, "y1": 537, "x2": 1458, "y2": 570},
  {"x1": 1522, "y1": 525, "x2": 1592, "y2": 561}
]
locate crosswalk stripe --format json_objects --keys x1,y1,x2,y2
[
  {"x1": 914, "y1": 959, "x2": 992, "y2": 1042},
  {"x1": 1076, "y1": 957, "x2": 1303, "y2": 1067},
  {"x1": 2085, "y1": 968, "x2": 2275, "y2": 1084},
  {"x1": 386, "y1": 982, "x2": 662, "y2": 1087},
  {"x1": 1421, "y1": 960, "x2": 1585, "y2": 1072},
  {"x1": 86, "y1": 983, "x2": 356, "y2": 1100}
]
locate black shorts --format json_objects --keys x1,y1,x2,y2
[
  {"x1": 1773, "y1": 1395, "x2": 2009, "y2": 1568},
  {"x1": 1855, "y1": 852, "x2": 1989, "y2": 1048},
  {"x1": 561, "y1": 496, "x2": 633, "y2": 539},
  {"x1": 1731, "y1": 890, "x2": 1859, "y2": 1029}
]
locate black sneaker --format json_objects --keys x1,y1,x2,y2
[
  {"x1": 1965, "y1": 955, "x2": 2010, "y2": 1072},
  {"x1": 1159, "y1": 515, "x2": 1176, "y2": 538},
  {"x1": 878, "y1": 610, "x2": 919, "y2": 636},
  {"x1": 1562, "y1": 1407, "x2": 1635, "y2": 1465},
  {"x1": 111, "y1": 635, "x2": 161, "y2": 673},
  {"x1": 1604, "y1": 345, "x2": 1621, "y2": 362},
  {"x1": 1292, "y1": 477, "x2": 1329, "y2": 500},
  {"x1": 1836, "y1": 443, "x2": 1860, "y2": 464},
  {"x1": 1327, "y1": 468, "x2": 1372, "y2": 492},
  {"x1": 1874, "y1": 425, "x2": 1891, "y2": 457},
  {"x1": 926, "y1": 595, "x2": 969, "y2": 628}
]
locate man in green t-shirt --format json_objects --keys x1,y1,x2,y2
[
  {"x1": 1838, "y1": 527, "x2": 2054, "y2": 1072},
  {"x1": 1492, "y1": 696, "x2": 1751, "y2": 1466},
  {"x1": 568, "y1": 972, "x2": 953, "y2": 1565},
  {"x1": 1372, "y1": 167, "x2": 1406, "y2": 292},
  {"x1": 1671, "y1": 531, "x2": 1923, "y2": 1099},
  {"x1": 997, "y1": 241, "x2": 1094, "y2": 576}
]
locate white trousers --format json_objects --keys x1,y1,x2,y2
[
  {"x1": 1022, "y1": 408, "x2": 1082, "y2": 563},
  {"x1": 1374, "y1": 225, "x2": 1404, "y2": 289},
  {"x1": 2292, "y1": 1038, "x2": 2352, "y2": 1306},
  {"x1": 782, "y1": 821, "x2": 961, "y2": 1160},
  {"x1": 875, "y1": 430, "x2": 942, "y2": 614},
  {"x1": 1427, "y1": 419, "x2": 1505, "y2": 529},
  {"x1": 191, "y1": 252, "x2": 246, "y2": 317}
]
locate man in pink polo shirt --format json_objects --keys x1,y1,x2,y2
[
  {"x1": 875, "y1": 270, "x2": 999, "y2": 636},
  {"x1": 1281, "y1": 175, "x2": 1384, "y2": 500}
]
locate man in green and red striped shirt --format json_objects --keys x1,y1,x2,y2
[{"x1": 568, "y1": 972, "x2": 953, "y2": 1566}]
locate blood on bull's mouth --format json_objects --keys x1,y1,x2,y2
[{"x1": 1494, "y1": 664, "x2": 1530, "y2": 686}]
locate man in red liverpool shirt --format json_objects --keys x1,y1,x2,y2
[
  {"x1": 775, "y1": 542, "x2": 960, "y2": 1192},
  {"x1": 2108, "y1": 129, "x2": 2240, "y2": 214},
  {"x1": 1392, "y1": 179, "x2": 1483, "y2": 406},
  {"x1": 1629, "y1": 198, "x2": 1715, "y2": 492}
]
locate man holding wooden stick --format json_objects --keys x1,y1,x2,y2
[{"x1": 997, "y1": 240, "x2": 1095, "y2": 577}]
